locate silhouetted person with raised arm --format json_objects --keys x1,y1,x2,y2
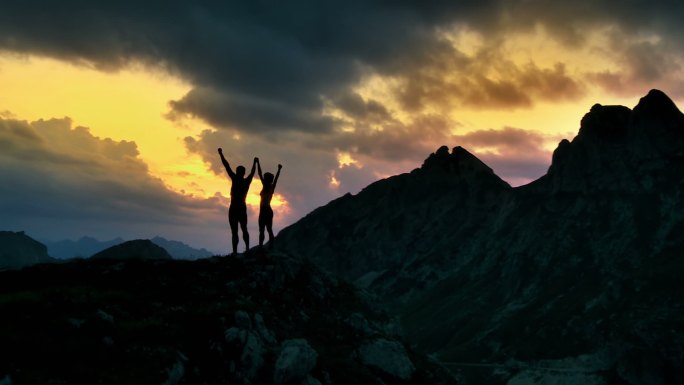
[
  {"x1": 256, "y1": 159, "x2": 282, "y2": 249},
  {"x1": 218, "y1": 148, "x2": 257, "y2": 255}
]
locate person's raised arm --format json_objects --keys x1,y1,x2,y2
[
  {"x1": 272, "y1": 164, "x2": 282, "y2": 191},
  {"x1": 256, "y1": 158, "x2": 263, "y2": 181},
  {"x1": 247, "y1": 157, "x2": 258, "y2": 181},
  {"x1": 218, "y1": 148, "x2": 235, "y2": 179}
]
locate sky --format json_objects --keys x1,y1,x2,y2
[{"x1": 2, "y1": 1, "x2": 684, "y2": 253}]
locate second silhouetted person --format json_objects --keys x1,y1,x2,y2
[{"x1": 256, "y1": 159, "x2": 282, "y2": 248}]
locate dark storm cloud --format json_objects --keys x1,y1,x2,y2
[
  {"x1": 168, "y1": 86, "x2": 337, "y2": 133},
  {"x1": 0, "y1": 116, "x2": 222, "y2": 227},
  {"x1": 331, "y1": 91, "x2": 393, "y2": 124},
  {"x1": 587, "y1": 29, "x2": 684, "y2": 98},
  {"x1": 319, "y1": 114, "x2": 455, "y2": 162},
  {"x1": 395, "y1": 49, "x2": 585, "y2": 112},
  {"x1": 0, "y1": 1, "x2": 481, "y2": 134},
  {"x1": 2, "y1": 0, "x2": 684, "y2": 134}
]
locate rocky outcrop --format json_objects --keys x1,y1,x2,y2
[
  {"x1": 273, "y1": 339, "x2": 318, "y2": 385},
  {"x1": 358, "y1": 339, "x2": 415, "y2": 380},
  {"x1": 224, "y1": 310, "x2": 278, "y2": 382},
  {"x1": 543, "y1": 89, "x2": 684, "y2": 193},
  {"x1": 0, "y1": 231, "x2": 54, "y2": 269},
  {"x1": 90, "y1": 239, "x2": 172, "y2": 260},
  {"x1": 277, "y1": 90, "x2": 684, "y2": 384},
  {"x1": 0, "y1": 250, "x2": 455, "y2": 384}
]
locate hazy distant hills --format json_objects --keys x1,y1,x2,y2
[
  {"x1": 44, "y1": 236, "x2": 125, "y2": 259},
  {"x1": 277, "y1": 90, "x2": 684, "y2": 384},
  {"x1": 0, "y1": 234, "x2": 213, "y2": 269},
  {"x1": 150, "y1": 236, "x2": 213, "y2": 260},
  {"x1": 0, "y1": 231, "x2": 54, "y2": 270},
  {"x1": 43, "y1": 235, "x2": 213, "y2": 260},
  {"x1": 91, "y1": 239, "x2": 173, "y2": 260}
]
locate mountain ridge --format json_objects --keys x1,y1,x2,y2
[
  {"x1": 43, "y1": 236, "x2": 213, "y2": 260},
  {"x1": 276, "y1": 89, "x2": 684, "y2": 384}
]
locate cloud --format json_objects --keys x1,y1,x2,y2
[
  {"x1": 392, "y1": 44, "x2": 586, "y2": 112},
  {"x1": 0, "y1": 1, "x2": 681, "y2": 138},
  {"x1": 452, "y1": 127, "x2": 559, "y2": 185},
  {"x1": 0, "y1": 115, "x2": 227, "y2": 250},
  {"x1": 587, "y1": 30, "x2": 684, "y2": 98},
  {"x1": 168, "y1": 86, "x2": 337, "y2": 133},
  {"x1": 0, "y1": 0, "x2": 612, "y2": 136},
  {"x1": 333, "y1": 115, "x2": 454, "y2": 161}
]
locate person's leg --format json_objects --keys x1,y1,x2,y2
[
  {"x1": 228, "y1": 207, "x2": 239, "y2": 255},
  {"x1": 258, "y1": 211, "x2": 266, "y2": 247},
  {"x1": 266, "y1": 208, "x2": 274, "y2": 248},
  {"x1": 239, "y1": 206, "x2": 249, "y2": 252}
]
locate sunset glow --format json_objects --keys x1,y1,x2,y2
[{"x1": 2, "y1": 1, "x2": 684, "y2": 251}]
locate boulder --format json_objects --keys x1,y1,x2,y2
[
  {"x1": 274, "y1": 339, "x2": 318, "y2": 385},
  {"x1": 358, "y1": 339, "x2": 414, "y2": 380}
]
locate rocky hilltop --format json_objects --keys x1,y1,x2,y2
[
  {"x1": 0, "y1": 251, "x2": 454, "y2": 385},
  {"x1": 0, "y1": 231, "x2": 54, "y2": 270},
  {"x1": 277, "y1": 90, "x2": 684, "y2": 385},
  {"x1": 91, "y1": 239, "x2": 173, "y2": 260}
]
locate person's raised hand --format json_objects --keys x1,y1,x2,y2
[
  {"x1": 218, "y1": 148, "x2": 223, "y2": 154},
  {"x1": 278, "y1": 164, "x2": 282, "y2": 169},
  {"x1": 254, "y1": 157, "x2": 259, "y2": 163}
]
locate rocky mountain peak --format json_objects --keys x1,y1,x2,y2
[
  {"x1": 577, "y1": 103, "x2": 631, "y2": 142},
  {"x1": 421, "y1": 145, "x2": 496, "y2": 176},
  {"x1": 632, "y1": 88, "x2": 683, "y2": 120},
  {"x1": 418, "y1": 145, "x2": 509, "y2": 193},
  {"x1": 544, "y1": 89, "x2": 684, "y2": 192},
  {"x1": 276, "y1": 89, "x2": 684, "y2": 384}
]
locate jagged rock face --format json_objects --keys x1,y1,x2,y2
[
  {"x1": 544, "y1": 89, "x2": 684, "y2": 193},
  {"x1": 277, "y1": 145, "x2": 510, "y2": 301},
  {"x1": 0, "y1": 231, "x2": 53, "y2": 269},
  {"x1": 277, "y1": 90, "x2": 684, "y2": 385},
  {"x1": 90, "y1": 239, "x2": 173, "y2": 260}
]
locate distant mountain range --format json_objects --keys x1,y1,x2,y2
[
  {"x1": 44, "y1": 236, "x2": 125, "y2": 259},
  {"x1": 1, "y1": 234, "x2": 213, "y2": 269},
  {"x1": 149, "y1": 236, "x2": 214, "y2": 260},
  {"x1": 277, "y1": 90, "x2": 684, "y2": 384},
  {"x1": 42, "y1": 236, "x2": 213, "y2": 260}
]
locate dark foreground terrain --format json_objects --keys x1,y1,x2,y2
[{"x1": 0, "y1": 251, "x2": 455, "y2": 385}]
